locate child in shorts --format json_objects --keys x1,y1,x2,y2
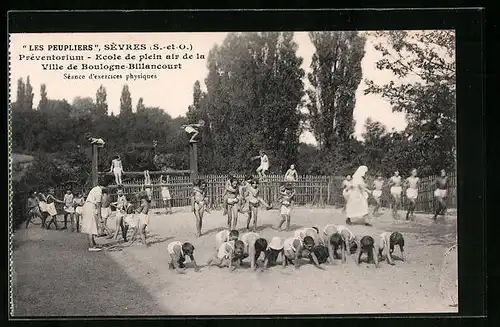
[
  {"x1": 207, "y1": 240, "x2": 248, "y2": 271},
  {"x1": 263, "y1": 237, "x2": 284, "y2": 270},
  {"x1": 159, "y1": 175, "x2": 172, "y2": 214},
  {"x1": 63, "y1": 188, "x2": 75, "y2": 230},
  {"x1": 129, "y1": 191, "x2": 150, "y2": 247},
  {"x1": 283, "y1": 235, "x2": 324, "y2": 270},
  {"x1": 73, "y1": 192, "x2": 85, "y2": 232},
  {"x1": 192, "y1": 179, "x2": 209, "y2": 237},
  {"x1": 240, "y1": 232, "x2": 263, "y2": 270},
  {"x1": 275, "y1": 184, "x2": 295, "y2": 231},
  {"x1": 377, "y1": 231, "x2": 406, "y2": 265},
  {"x1": 167, "y1": 241, "x2": 200, "y2": 274},
  {"x1": 45, "y1": 188, "x2": 64, "y2": 230}
]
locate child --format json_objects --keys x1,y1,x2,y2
[
  {"x1": 25, "y1": 191, "x2": 43, "y2": 229},
  {"x1": 222, "y1": 172, "x2": 235, "y2": 216},
  {"x1": 207, "y1": 239, "x2": 248, "y2": 271},
  {"x1": 167, "y1": 241, "x2": 200, "y2": 274},
  {"x1": 192, "y1": 179, "x2": 209, "y2": 237},
  {"x1": 109, "y1": 155, "x2": 125, "y2": 186},
  {"x1": 226, "y1": 178, "x2": 240, "y2": 230},
  {"x1": 181, "y1": 119, "x2": 205, "y2": 143},
  {"x1": 99, "y1": 189, "x2": 114, "y2": 237},
  {"x1": 36, "y1": 191, "x2": 49, "y2": 228},
  {"x1": 389, "y1": 170, "x2": 403, "y2": 219},
  {"x1": 377, "y1": 231, "x2": 406, "y2": 265},
  {"x1": 295, "y1": 226, "x2": 321, "y2": 245},
  {"x1": 336, "y1": 225, "x2": 360, "y2": 263},
  {"x1": 240, "y1": 232, "x2": 263, "y2": 270},
  {"x1": 111, "y1": 188, "x2": 130, "y2": 241},
  {"x1": 263, "y1": 237, "x2": 284, "y2": 270},
  {"x1": 284, "y1": 164, "x2": 298, "y2": 182},
  {"x1": 63, "y1": 188, "x2": 75, "y2": 231},
  {"x1": 245, "y1": 178, "x2": 270, "y2": 232},
  {"x1": 215, "y1": 229, "x2": 239, "y2": 250},
  {"x1": 322, "y1": 224, "x2": 338, "y2": 247},
  {"x1": 283, "y1": 236, "x2": 324, "y2": 270},
  {"x1": 45, "y1": 188, "x2": 64, "y2": 230},
  {"x1": 275, "y1": 184, "x2": 296, "y2": 231},
  {"x1": 73, "y1": 192, "x2": 85, "y2": 233},
  {"x1": 129, "y1": 191, "x2": 150, "y2": 247},
  {"x1": 342, "y1": 175, "x2": 352, "y2": 211},
  {"x1": 356, "y1": 235, "x2": 379, "y2": 267},
  {"x1": 159, "y1": 175, "x2": 172, "y2": 214},
  {"x1": 311, "y1": 244, "x2": 330, "y2": 265},
  {"x1": 85, "y1": 132, "x2": 105, "y2": 147},
  {"x1": 143, "y1": 170, "x2": 153, "y2": 203},
  {"x1": 251, "y1": 150, "x2": 270, "y2": 181},
  {"x1": 326, "y1": 232, "x2": 344, "y2": 264},
  {"x1": 372, "y1": 174, "x2": 384, "y2": 216}
]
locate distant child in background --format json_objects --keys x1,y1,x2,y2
[
  {"x1": 356, "y1": 235, "x2": 379, "y2": 267},
  {"x1": 263, "y1": 237, "x2": 284, "y2": 270},
  {"x1": 26, "y1": 191, "x2": 43, "y2": 229},
  {"x1": 377, "y1": 231, "x2": 406, "y2": 265},
  {"x1": 63, "y1": 188, "x2": 75, "y2": 231},
  {"x1": 226, "y1": 178, "x2": 240, "y2": 230},
  {"x1": 181, "y1": 119, "x2": 205, "y2": 143},
  {"x1": 252, "y1": 150, "x2": 270, "y2": 181},
  {"x1": 222, "y1": 172, "x2": 235, "y2": 216},
  {"x1": 342, "y1": 175, "x2": 352, "y2": 211},
  {"x1": 389, "y1": 170, "x2": 403, "y2": 219},
  {"x1": 143, "y1": 170, "x2": 153, "y2": 203},
  {"x1": 372, "y1": 174, "x2": 384, "y2": 216},
  {"x1": 45, "y1": 188, "x2": 64, "y2": 230},
  {"x1": 109, "y1": 155, "x2": 125, "y2": 186},
  {"x1": 405, "y1": 169, "x2": 420, "y2": 220},
  {"x1": 167, "y1": 241, "x2": 200, "y2": 274},
  {"x1": 36, "y1": 191, "x2": 49, "y2": 228},
  {"x1": 159, "y1": 175, "x2": 172, "y2": 214},
  {"x1": 433, "y1": 169, "x2": 449, "y2": 219},
  {"x1": 192, "y1": 179, "x2": 209, "y2": 237},
  {"x1": 73, "y1": 192, "x2": 85, "y2": 233},
  {"x1": 284, "y1": 164, "x2": 298, "y2": 182},
  {"x1": 129, "y1": 191, "x2": 150, "y2": 247},
  {"x1": 275, "y1": 184, "x2": 295, "y2": 231}
]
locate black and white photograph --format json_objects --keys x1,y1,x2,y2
[{"x1": 9, "y1": 23, "x2": 461, "y2": 316}]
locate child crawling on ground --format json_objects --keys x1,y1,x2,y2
[
  {"x1": 215, "y1": 229, "x2": 239, "y2": 250},
  {"x1": 207, "y1": 239, "x2": 248, "y2": 271},
  {"x1": 356, "y1": 235, "x2": 379, "y2": 267},
  {"x1": 128, "y1": 191, "x2": 150, "y2": 247},
  {"x1": 377, "y1": 231, "x2": 406, "y2": 265},
  {"x1": 167, "y1": 241, "x2": 200, "y2": 274},
  {"x1": 283, "y1": 235, "x2": 324, "y2": 270},
  {"x1": 262, "y1": 237, "x2": 285, "y2": 270},
  {"x1": 240, "y1": 232, "x2": 266, "y2": 270}
]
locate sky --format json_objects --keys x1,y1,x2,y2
[{"x1": 10, "y1": 32, "x2": 409, "y2": 143}]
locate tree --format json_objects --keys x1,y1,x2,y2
[
  {"x1": 364, "y1": 30, "x2": 456, "y2": 175},
  {"x1": 24, "y1": 76, "x2": 34, "y2": 111},
  {"x1": 71, "y1": 97, "x2": 95, "y2": 119},
  {"x1": 136, "y1": 97, "x2": 145, "y2": 113},
  {"x1": 38, "y1": 84, "x2": 48, "y2": 112},
  {"x1": 95, "y1": 85, "x2": 108, "y2": 116},
  {"x1": 361, "y1": 118, "x2": 390, "y2": 174},
  {"x1": 14, "y1": 78, "x2": 26, "y2": 111},
  {"x1": 306, "y1": 31, "x2": 366, "y2": 166},
  {"x1": 119, "y1": 85, "x2": 133, "y2": 118}
]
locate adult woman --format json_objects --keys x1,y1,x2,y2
[
  {"x1": 81, "y1": 183, "x2": 106, "y2": 252},
  {"x1": 345, "y1": 166, "x2": 371, "y2": 226}
]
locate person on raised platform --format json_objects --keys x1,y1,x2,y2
[
  {"x1": 252, "y1": 150, "x2": 270, "y2": 181},
  {"x1": 181, "y1": 119, "x2": 205, "y2": 143},
  {"x1": 109, "y1": 155, "x2": 125, "y2": 186}
]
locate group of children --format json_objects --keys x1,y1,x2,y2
[
  {"x1": 341, "y1": 168, "x2": 449, "y2": 221},
  {"x1": 167, "y1": 224, "x2": 406, "y2": 274}
]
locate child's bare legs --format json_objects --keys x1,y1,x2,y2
[
  {"x1": 258, "y1": 197, "x2": 271, "y2": 209},
  {"x1": 246, "y1": 211, "x2": 252, "y2": 230},
  {"x1": 276, "y1": 214, "x2": 286, "y2": 230},
  {"x1": 373, "y1": 198, "x2": 380, "y2": 215},
  {"x1": 139, "y1": 223, "x2": 149, "y2": 247},
  {"x1": 285, "y1": 214, "x2": 291, "y2": 231},
  {"x1": 69, "y1": 213, "x2": 75, "y2": 232},
  {"x1": 392, "y1": 196, "x2": 400, "y2": 219},
  {"x1": 63, "y1": 213, "x2": 68, "y2": 229},
  {"x1": 165, "y1": 199, "x2": 172, "y2": 214},
  {"x1": 252, "y1": 207, "x2": 258, "y2": 231},
  {"x1": 227, "y1": 204, "x2": 233, "y2": 230},
  {"x1": 222, "y1": 194, "x2": 228, "y2": 215},
  {"x1": 46, "y1": 215, "x2": 59, "y2": 230},
  {"x1": 231, "y1": 205, "x2": 238, "y2": 230},
  {"x1": 256, "y1": 166, "x2": 263, "y2": 179},
  {"x1": 75, "y1": 213, "x2": 81, "y2": 233},
  {"x1": 198, "y1": 206, "x2": 205, "y2": 236}
]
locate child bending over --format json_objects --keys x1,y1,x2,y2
[
  {"x1": 263, "y1": 237, "x2": 284, "y2": 270},
  {"x1": 356, "y1": 235, "x2": 379, "y2": 267},
  {"x1": 167, "y1": 241, "x2": 200, "y2": 274},
  {"x1": 283, "y1": 236, "x2": 324, "y2": 270},
  {"x1": 207, "y1": 240, "x2": 248, "y2": 272},
  {"x1": 377, "y1": 231, "x2": 406, "y2": 265},
  {"x1": 129, "y1": 191, "x2": 150, "y2": 247}
]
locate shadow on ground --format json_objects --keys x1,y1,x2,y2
[{"x1": 12, "y1": 227, "x2": 167, "y2": 317}]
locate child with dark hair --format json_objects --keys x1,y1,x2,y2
[
  {"x1": 192, "y1": 179, "x2": 209, "y2": 237},
  {"x1": 327, "y1": 232, "x2": 344, "y2": 264},
  {"x1": 283, "y1": 236, "x2": 324, "y2": 270},
  {"x1": 226, "y1": 178, "x2": 240, "y2": 230},
  {"x1": 311, "y1": 244, "x2": 329, "y2": 265},
  {"x1": 129, "y1": 191, "x2": 150, "y2": 247},
  {"x1": 295, "y1": 226, "x2": 321, "y2": 245},
  {"x1": 263, "y1": 237, "x2": 284, "y2": 270},
  {"x1": 240, "y1": 232, "x2": 264, "y2": 270},
  {"x1": 275, "y1": 184, "x2": 295, "y2": 231},
  {"x1": 214, "y1": 229, "x2": 239, "y2": 250},
  {"x1": 377, "y1": 231, "x2": 406, "y2": 265},
  {"x1": 26, "y1": 190, "x2": 43, "y2": 228},
  {"x1": 73, "y1": 191, "x2": 85, "y2": 233},
  {"x1": 222, "y1": 172, "x2": 236, "y2": 216},
  {"x1": 207, "y1": 239, "x2": 248, "y2": 271},
  {"x1": 336, "y1": 225, "x2": 360, "y2": 263},
  {"x1": 45, "y1": 188, "x2": 64, "y2": 230},
  {"x1": 63, "y1": 188, "x2": 75, "y2": 230},
  {"x1": 356, "y1": 235, "x2": 379, "y2": 267},
  {"x1": 167, "y1": 241, "x2": 200, "y2": 274}
]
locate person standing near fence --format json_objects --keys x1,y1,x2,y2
[
  {"x1": 341, "y1": 175, "x2": 352, "y2": 212},
  {"x1": 389, "y1": 170, "x2": 403, "y2": 220},
  {"x1": 159, "y1": 175, "x2": 173, "y2": 214},
  {"x1": 109, "y1": 155, "x2": 125, "y2": 186},
  {"x1": 345, "y1": 166, "x2": 371, "y2": 226},
  {"x1": 252, "y1": 150, "x2": 269, "y2": 181},
  {"x1": 405, "y1": 169, "x2": 420, "y2": 220},
  {"x1": 25, "y1": 191, "x2": 43, "y2": 228},
  {"x1": 143, "y1": 170, "x2": 153, "y2": 203},
  {"x1": 81, "y1": 183, "x2": 107, "y2": 252},
  {"x1": 284, "y1": 164, "x2": 298, "y2": 182},
  {"x1": 63, "y1": 188, "x2": 75, "y2": 231},
  {"x1": 371, "y1": 173, "x2": 384, "y2": 216},
  {"x1": 433, "y1": 169, "x2": 449, "y2": 219}
]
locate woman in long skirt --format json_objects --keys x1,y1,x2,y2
[
  {"x1": 81, "y1": 185, "x2": 106, "y2": 252},
  {"x1": 345, "y1": 166, "x2": 371, "y2": 226}
]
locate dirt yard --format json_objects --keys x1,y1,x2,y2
[{"x1": 12, "y1": 206, "x2": 458, "y2": 316}]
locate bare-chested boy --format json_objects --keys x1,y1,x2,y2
[
  {"x1": 245, "y1": 178, "x2": 271, "y2": 231},
  {"x1": 222, "y1": 172, "x2": 235, "y2": 216},
  {"x1": 372, "y1": 173, "x2": 384, "y2": 216},
  {"x1": 283, "y1": 235, "x2": 324, "y2": 270},
  {"x1": 73, "y1": 192, "x2": 85, "y2": 232},
  {"x1": 26, "y1": 191, "x2": 43, "y2": 229},
  {"x1": 207, "y1": 239, "x2": 248, "y2": 271},
  {"x1": 63, "y1": 188, "x2": 74, "y2": 230},
  {"x1": 215, "y1": 229, "x2": 239, "y2": 250},
  {"x1": 356, "y1": 235, "x2": 379, "y2": 267},
  {"x1": 226, "y1": 178, "x2": 240, "y2": 230},
  {"x1": 377, "y1": 231, "x2": 406, "y2": 265},
  {"x1": 129, "y1": 191, "x2": 150, "y2": 247},
  {"x1": 342, "y1": 175, "x2": 352, "y2": 211},
  {"x1": 111, "y1": 188, "x2": 130, "y2": 241},
  {"x1": 389, "y1": 171, "x2": 403, "y2": 219},
  {"x1": 433, "y1": 169, "x2": 449, "y2": 219},
  {"x1": 192, "y1": 179, "x2": 209, "y2": 237},
  {"x1": 109, "y1": 155, "x2": 124, "y2": 186},
  {"x1": 167, "y1": 241, "x2": 200, "y2": 274},
  {"x1": 275, "y1": 184, "x2": 296, "y2": 231},
  {"x1": 405, "y1": 169, "x2": 420, "y2": 220}
]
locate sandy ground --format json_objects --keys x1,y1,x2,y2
[{"x1": 12, "y1": 206, "x2": 458, "y2": 316}]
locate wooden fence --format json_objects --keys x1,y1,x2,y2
[{"x1": 12, "y1": 173, "x2": 457, "y2": 224}]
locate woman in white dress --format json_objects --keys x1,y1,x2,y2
[
  {"x1": 81, "y1": 184, "x2": 106, "y2": 252},
  {"x1": 345, "y1": 166, "x2": 371, "y2": 226}
]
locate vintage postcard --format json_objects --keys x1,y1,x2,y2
[{"x1": 9, "y1": 27, "x2": 459, "y2": 316}]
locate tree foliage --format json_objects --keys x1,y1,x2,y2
[{"x1": 95, "y1": 85, "x2": 108, "y2": 116}]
